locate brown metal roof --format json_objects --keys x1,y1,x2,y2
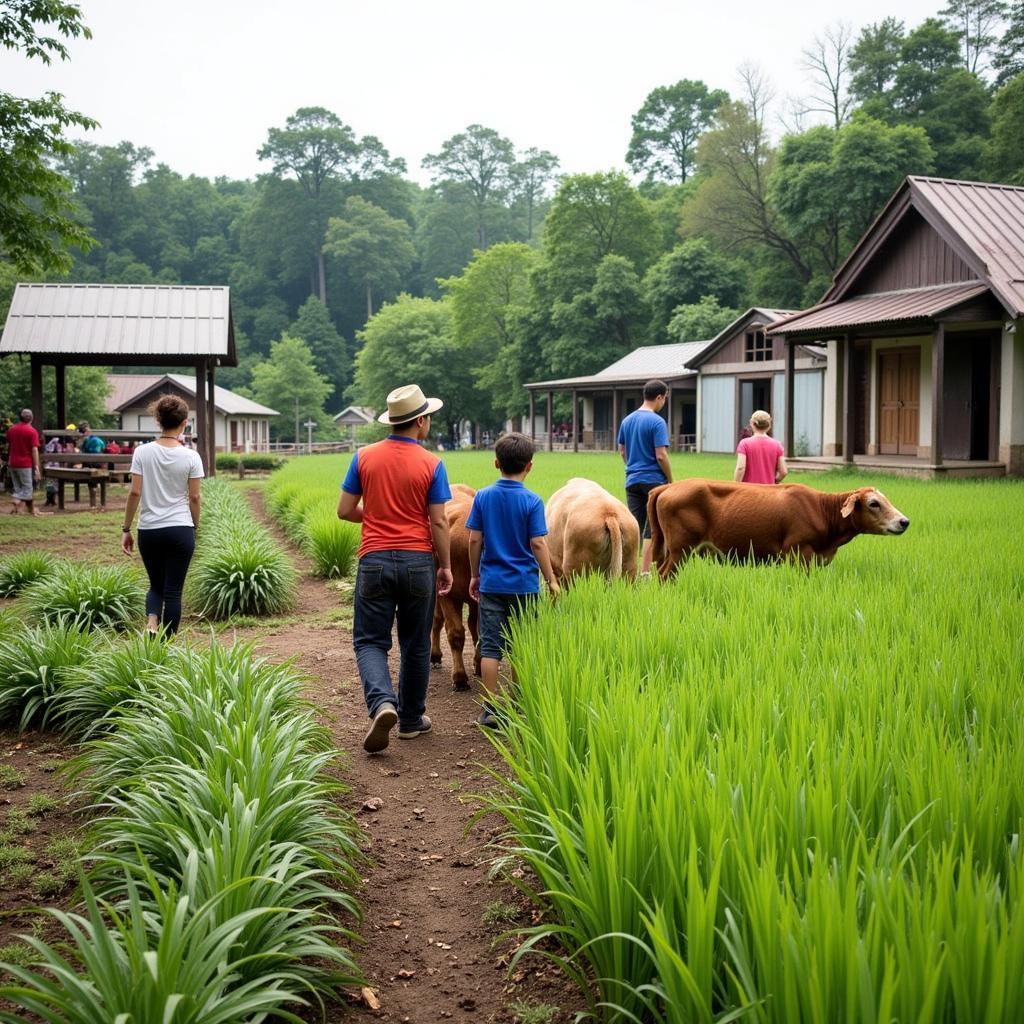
[
  {"x1": 1, "y1": 283, "x2": 236, "y2": 364},
  {"x1": 767, "y1": 281, "x2": 989, "y2": 336}
]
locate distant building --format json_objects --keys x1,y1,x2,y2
[
  {"x1": 333, "y1": 405, "x2": 376, "y2": 443},
  {"x1": 106, "y1": 374, "x2": 277, "y2": 452}
]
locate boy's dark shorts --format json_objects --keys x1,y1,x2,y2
[
  {"x1": 626, "y1": 482, "x2": 660, "y2": 540},
  {"x1": 478, "y1": 592, "x2": 538, "y2": 661}
]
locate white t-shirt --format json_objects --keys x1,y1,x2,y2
[{"x1": 130, "y1": 442, "x2": 205, "y2": 529}]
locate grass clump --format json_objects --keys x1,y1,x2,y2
[
  {"x1": 509, "y1": 1002, "x2": 559, "y2": 1024},
  {"x1": 26, "y1": 794, "x2": 60, "y2": 817},
  {"x1": 302, "y1": 508, "x2": 360, "y2": 579},
  {"x1": 0, "y1": 767, "x2": 25, "y2": 791},
  {"x1": 20, "y1": 562, "x2": 144, "y2": 631},
  {"x1": 0, "y1": 551, "x2": 60, "y2": 597},
  {"x1": 482, "y1": 900, "x2": 520, "y2": 926}
]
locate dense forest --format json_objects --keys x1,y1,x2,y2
[{"x1": 4, "y1": 0, "x2": 1024, "y2": 439}]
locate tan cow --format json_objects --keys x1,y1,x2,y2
[
  {"x1": 648, "y1": 479, "x2": 910, "y2": 575},
  {"x1": 545, "y1": 478, "x2": 640, "y2": 581},
  {"x1": 430, "y1": 484, "x2": 480, "y2": 690}
]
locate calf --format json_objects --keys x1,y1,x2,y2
[
  {"x1": 545, "y1": 477, "x2": 640, "y2": 581},
  {"x1": 648, "y1": 479, "x2": 909, "y2": 575},
  {"x1": 430, "y1": 484, "x2": 480, "y2": 690}
]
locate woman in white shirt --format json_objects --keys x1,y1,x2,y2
[{"x1": 120, "y1": 395, "x2": 204, "y2": 635}]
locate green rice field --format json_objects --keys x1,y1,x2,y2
[{"x1": 273, "y1": 450, "x2": 1024, "y2": 1022}]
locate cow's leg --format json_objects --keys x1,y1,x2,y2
[
  {"x1": 430, "y1": 602, "x2": 443, "y2": 667},
  {"x1": 467, "y1": 599, "x2": 481, "y2": 678},
  {"x1": 440, "y1": 597, "x2": 470, "y2": 690}
]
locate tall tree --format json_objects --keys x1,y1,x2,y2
[
  {"x1": 626, "y1": 80, "x2": 729, "y2": 184},
  {"x1": 985, "y1": 73, "x2": 1024, "y2": 181},
  {"x1": 667, "y1": 296, "x2": 741, "y2": 343},
  {"x1": 251, "y1": 334, "x2": 333, "y2": 442},
  {"x1": 288, "y1": 296, "x2": 349, "y2": 405},
  {"x1": 0, "y1": 0, "x2": 97, "y2": 272},
  {"x1": 849, "y1": 18, "x2": 906, "y2": 105},
  {"x1": 993, "y1": 1, "x2": 1024, "y2": 82},
  {"x1": 422, "y1": 124, "x2": 516, "y2": 249},
  {"x1": 323, "y1": 196, "x2": 416, "y2": 320},
  {"x1": 510, "y1": 147, "x2": 560, "y2": 239},
  {"x1": 801, "y1": 22, "x2": 855, "y2": 129},
  {"x1": 941, "y1": 0, "x2": 1009, "y2": 74}
]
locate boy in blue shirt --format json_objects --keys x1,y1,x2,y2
[
  {"x1": 467, "y1": 433, "x2": 559, "y2": 729},
  {"x1": 616, "y1": 378, "x2": 674, "y2": 574}
]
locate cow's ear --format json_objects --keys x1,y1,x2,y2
[{"x1": 840, "y1": 493, "x2": 859, "y2": 518}]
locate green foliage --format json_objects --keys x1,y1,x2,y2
[
  {"x1": 0, "y1": 550, "x2": 59, "y2": 596},
  {"x1": 987, "y1": 73, "x2": 1024, "y2": 183},
  {"x1": 288, "y1": 295, "x2": 350, "y2": 404},
  {"x1": 626, "y1": 79, "x2": 730, "y2": 184},
  {"x1": 302, "y1": 508, "x2": 360, "y2": 580},
  {"x1": 21, "y1": 562, "x2": 145, "y2": 631},
  {"x1": 484, "y1": 475, "x2": 1024, "y2": 1023},
  {"x1": 251, "y1": 334, "x2": 333, "y2": 443},
  {"x1": 667, "y1": 296, "x2": 741, "y2": 343},
  {"x1": 0, "y1": 361, "x2": 111, "y2": 431}
]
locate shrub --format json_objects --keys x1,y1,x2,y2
[
  {"x1": 303, "y1": 509, "x2": 360, "y2": 579},
  {"x1": 0, "y1": 551, "x2": 61, "y2": 597},
  {"x1": 0, "y1": 620, "x2": 99, "y2": 731},
  {"x1": 188, "y1": 530, "x2": 295, "y2": 618},
  {"x1": 214, "y1": 452, "x2": 240, "y2": 471},
  {"x1": 21, "y1": 563, "x2": 145, "y2": 631},
  {"x1": 241, "y1": 453, "x2": 283, "y2": 472}
]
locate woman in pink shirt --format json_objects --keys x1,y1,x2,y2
[{"x1": 734, "y1": 410, "x2": 788, "y2": 485}]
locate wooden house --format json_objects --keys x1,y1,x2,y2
[
  {"x1": 684, "y1": 308, "x2": 827, "y2": 454},
  {"x1": 333, "y1": 405, "x2": 376, "y2": 443},
  {"x1": 769, "y1": 176, "x2": 1024, "y2": 477}
]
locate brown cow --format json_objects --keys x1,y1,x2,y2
[
  {"x1": 648, "y1": 480, "x2": 909, "y2": 575},
  {"x1": 430, "y1": 484, "x2": 480, "y2": 690},
  {"x1": 545, "y1": 478, "x2": 640, "y2": 581}
]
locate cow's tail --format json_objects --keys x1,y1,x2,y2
[
  {"x1": 604, "y1": 515, "x2": 623, "y2": 578},
  {"x1": 647, "y1": 484, "x2": 670, "y2": 568}
]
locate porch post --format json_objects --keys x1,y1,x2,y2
[
  {"x1": 207, "y1": 363, "x2": 217, "y2": 476},
  {"x1": 55, "y1": 363, "x2": 66, "y2": 431},
  {"x1": 932, "y1": 323, "x2": 945, "y2": 467},
  {"x1": 30, "y1": 355, "x2": 43, "y2": 430},
  {"x1": 784, "y1": 335, "x2": 795, "y2": 457},
  {"x1": 195, "y1": 360, "x2": 208, "y2": 475},
  {"x1": 612, "y1": 388, "x2": 620, "y2": 448},
  {"x1": 665, "y1": 384, "x2": 674, "y2": 450},
  {"x1": 571, "y1": 388, "x2": 578, "y2": 452},
  {"x1": 843, "y1": 334, "x2": 855, "y2": 464},
  {"x1": 546, "y1": 390, "x2": 553, "y2": 452},
  {"x1": 528, "y1": 390, "x2": 536, "y2": 442}
]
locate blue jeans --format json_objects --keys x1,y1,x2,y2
[{"x1": 352, "y1": 550, "x2": 436, "y2": 727}]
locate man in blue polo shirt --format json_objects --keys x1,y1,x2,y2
[
  {"x1": 617, "y1": 378, "x2": 674, "y2": 575},
  {"x1": 466, "y1": 433, "x2": 559, "y2": 729}
]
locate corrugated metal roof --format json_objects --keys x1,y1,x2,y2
[
  {"x1": 909, "y1": 176, "x2": 1024, "y2": 317},
  {"x1": 767, "y1": 281, "x2": 989, "y2": 336},
  {"x1": 526, "y1": 339, "x2": 713, "y2": 390},
  {"x1": 1, "y1": 284, "x2": 234, "y2": 360},
  {"x1": 685, "y1": 307, "x2": 797, "y2": 368},
  {"x1": 107, "y1": 373, "x2": 278, "y2": 417}
]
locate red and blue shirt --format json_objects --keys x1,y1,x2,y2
[{"x1": 342, "y1": 436, "x2": 451, "y2": 558}]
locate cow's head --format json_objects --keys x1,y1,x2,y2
[{"x1": 840, "y1": 488, "x2": 910, "y2": 535}]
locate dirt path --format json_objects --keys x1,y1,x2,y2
[{"x1": 239, "y1": 494, "x2": 581, "y2": 1024}]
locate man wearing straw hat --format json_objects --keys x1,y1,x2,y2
[{"x1": 338, "y1": 384, "x2": 453, "y2": 753}]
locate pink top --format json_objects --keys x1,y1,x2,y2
[{"x1": 737, "y1": 434, "x2": 784, "y2": 484}]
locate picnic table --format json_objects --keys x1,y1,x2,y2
[{"x1": 42, "y1": 467, "x2": 109, "y2": 510}]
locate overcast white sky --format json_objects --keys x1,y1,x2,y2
[{"x1": 2, "y1": 0, "x2": 946, "y2": 185}]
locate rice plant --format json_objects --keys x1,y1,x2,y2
[
  {"x1": 0, "y1": 551, "x2": 60, "y2": 597},
  {"x1": 20, "y1": 562, "x2": 145, "y2": 631},
  {"x1": 188, "y1": 530, "x2": 295, "y2": 618},
  {"x1": 302, "y1": 507, "x2": 360, "y2": 579},
  {"x1": 0, "y1": 620, "x2": 99, "y2": 731}
]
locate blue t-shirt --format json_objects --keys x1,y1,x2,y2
[
  {"x1": 616, "y1": 409, "x2": 669, "y2": 486},
  {"x1": 465, "y1": 479, "x2": 547, "y2": 595},
  {"x1": 81, "y1": 435, "x2": 106, "y2": 454}
]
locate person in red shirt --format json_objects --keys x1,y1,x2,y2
[
  {"x1": 105, "y1": 440, "x2": 121, "y2": 455},
  {"x1": 337, "y1": 384, "x2": 453, "y2": 754},
  {"x1": 6, "y1": 409, "x2": 44, "y2": 515},
  {"x1": 734, "y1": 410, "x2": 788, "y2": 485}
]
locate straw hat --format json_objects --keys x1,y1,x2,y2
[{"x1": 377, "y1": 384, "x2": 444, "y2": 425}]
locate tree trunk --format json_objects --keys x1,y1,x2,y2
[
  {"x1": 294, "y1": 395, "x2": 300, "y2": 446},
  {"x1": 366, "y1": 283, "x2": 373, "y2": 321},
  {"x1": 318, "y1": 249, "x2": 327, "y2": 305}
]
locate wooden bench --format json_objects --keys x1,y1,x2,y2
[{"x1": 42, "y1": 467, "x2": 110, "y2": 510}]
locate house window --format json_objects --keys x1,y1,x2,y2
[{"x1": 744, "y1": 330, "x2": 772, "y2": 362}]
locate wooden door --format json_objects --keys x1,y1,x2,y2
[
  {"x1": 230, "y1": 420, "x2": 238, "y2": 450},
  {"x1": 878, "y1": 349, "x2": 920, "y2": 455}
]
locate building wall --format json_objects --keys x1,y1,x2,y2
[
  {"x1": 999, "y1": 321, "x2": 1024, "y2": 474},
  {"x1": 700, "y1": 376, "x2": 736, "y2": 452},
  {"x1": 122, "y1": 408, "x2": 272, "y2": 452}
]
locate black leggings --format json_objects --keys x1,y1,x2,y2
[{"x1": 137, "y1": 526, "x2": 196, "y2": 634}]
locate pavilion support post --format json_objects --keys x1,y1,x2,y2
[
  {"x1": 572, "y1": 388, "x2": 578, "y2": 453},
  {"x1": 612, "y1": 389, "x2": 620, "y2": 450},
  {"x1": 55, "y1": 364, "x2": 66, "y2": 432},
  {"x1": 206, "y1": 363, "x2": 217, "y2": 476},
  {"x1": 843, "y1": 334, "x2": 855, "y2": 464},
  {"x1": 30, "y1": 355, "x2": 43, "y2": 430},
  {"x1": 528, "y1": 391, "x2": 536, "y2": 442},
  {"x1": 195, "y1": 360, "x2": 208, "y2": 476},
  {"x1": 665, "y1": 385, "x2": 674, "y2": 450},
  {"x1": 546, "y1": 390, "x2": 553, "y2": 452},
  {"x1": 784, "y1": 335, "x2": 795, "y2": 457},
  {"x1": 932, "y1": 323, "x2": 945, "y2": 467}
]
